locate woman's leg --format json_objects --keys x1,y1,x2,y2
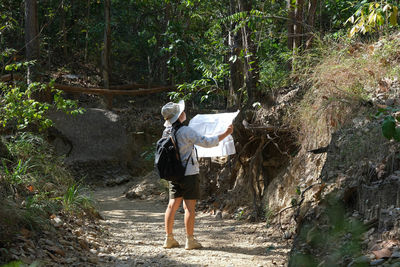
[
  {"x1": 183, "y1": 199, "x2": 202, "y2": 249},
  {"x1": 183, "y1": 199, "x2": 196, "y2": 236},
  {"x1": 165, "y1": 197, "x2": 183, "y2": 235}
]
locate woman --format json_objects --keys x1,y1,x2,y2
[{"x1": 161, "y1": 100, "x2": 233, "y2": 250}]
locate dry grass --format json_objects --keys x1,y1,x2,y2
[{"x1": 288, "y1": 33, "x2": 400, "y2": 148}]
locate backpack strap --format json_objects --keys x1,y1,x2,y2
[{"x1": 170, "y1": 124, "x2": 192, "y2": 175}]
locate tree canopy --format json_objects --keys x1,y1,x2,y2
[{"x1": 1, "y1": 0, "x2": 399, "y2": 107}]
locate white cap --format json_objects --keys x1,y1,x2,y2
[{"x1": 161, "y1": 100, "x2": 185, "y2": 127}]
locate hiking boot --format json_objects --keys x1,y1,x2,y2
[
  {"x1": 185, "y1": 235, "x2": 202, "y2": 250},
  {"x1": 163, "y1": 234, "x2": 180, "y2": 248}
]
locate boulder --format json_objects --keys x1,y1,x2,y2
[{"x1": 47, "y1": 108, "x2": 132, "y2": 182}]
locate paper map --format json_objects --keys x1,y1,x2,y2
[{"x1": 188, "y1": 110, "x2": 239, "y2": 157}]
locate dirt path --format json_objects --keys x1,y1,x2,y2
[{"x1": 93, "y1": 185, "x2": 291, "y2": 267}]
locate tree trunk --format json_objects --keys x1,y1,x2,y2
[
  {"x1": 160, "y1": 3, "x2": 171, "y2": 84},
  {"x1": 287, "y1": 0, "x2": 295, "y2": 51},
  {"x1": 305, "y1": 0, "x2": 318, "y2": 49},
  {"x1": 227, "y1": 0, "x2": 243, "y2": 109},
  {"x1": 61, "y1": 0, "x2": 68, "y2": 59},
  {"x1": 102, "y1": 0, "x2": 111, "y2": 88},
  {"x1": 25, "y1": 0, "x2": 40, "y2": 84},
  {"x1": 287, "y1": 0, "x2": 295, "y2": 70},
  {"x1": 238, "y1": 0, "x2": 259, "y2": 105},
  {"x1": 294, "y1": 0, "x2": 304, "y2": 51},
  {"x1": 84, "y1": 0, "x2": 90, "y2": 62}
]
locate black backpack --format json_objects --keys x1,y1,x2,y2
[{"x1": 154, "y1": 124, "x2": 189, "y2": 183}]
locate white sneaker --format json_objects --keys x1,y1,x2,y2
[
  {"x1": 163, "y1": 234, "x2": 180, "y2": 248},
  {"x1": 185, "y1": 236, "x2": 202, "y2": 250}
]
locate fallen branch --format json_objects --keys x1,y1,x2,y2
[
  {"x1": 0, "y1": 74, "x2": 23, "y2": 82},
  {"x1": 53, "y1": 83, "x2": 176, "y2": 96},
  {"x1": 0, "y1": 74, "x2": 176, "y2": 109},
  {"x1": 109, "y1": 83, "x2": 169, "y2": 90},
  {"x1": 0, "y1": 74, "x2": 176, "y2": 95}
]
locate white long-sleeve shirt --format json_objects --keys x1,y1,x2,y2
[{"x1": 163, "y1": 125, "x2": 219, "y2": 175}]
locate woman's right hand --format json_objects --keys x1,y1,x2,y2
[
  {"x1": 226, "y1": 124, "x2": 234, "y2": 135},
  {"x1": 218, "y1": 124, "x2": 234, "y2": 141}
]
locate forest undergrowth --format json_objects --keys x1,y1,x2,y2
[{"x1": 0, "y1": 132, "x2": 98, "y2": 265}]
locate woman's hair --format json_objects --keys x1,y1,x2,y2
[{"x1": 172, "y1": 120, "x2": 183, "y2": 128}]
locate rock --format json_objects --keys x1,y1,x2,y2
[
  {"x1": 362, "y1": 227, "x2": 375, "y2": 240},
  {"x1": 115, "y1": 175, "x2": 131, "y2": 184},
  {"x1": 214, "y1": 210, "x2": 222, "y2": 220},
  {"x1": 370, "y1": 259, "x2": 386, "y2": 265},
  {"x1": 51, "y1": 217, "x2": 63, "y2": 228},
  {"x1": 222, "y1": 211, "x2": 231, "y2": 219},
  {"x1": 47, "y1": 109, "x2": 132, "y2": 182},
  {"x1": 352, "y1": 211, "x2": 360, "y2": 218},
  {"x1": 283, "y1": 231, "x2": 292, "y2": 240},
  {"x1": 106, "y1": 175, "x2": 131, "y2": 186},
  {"x1": 126, "y1": 191, "x2": 140, "y2": 199},
  {"x1": 392, "y1": 251, "x2": 400, "y2": 259},
  {"x1": 353, "y1": 255, "x2": 370, "y2": 264}
]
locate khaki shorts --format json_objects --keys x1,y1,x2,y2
[{"x1": 169, "y1": 174, "x2": 200, "y2": 200}]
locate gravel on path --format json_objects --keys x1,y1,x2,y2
[{"x1": 94, "y1": 185, "x2": 290, "y2": 267}]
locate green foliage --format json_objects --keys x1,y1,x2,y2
[
  {"x1": 0, "y1": 82, "x2": 52, "y2": 131},
  {"x1": 172, "y1": 59, "x2": 230, "y2": 102},
  {"x1": 0, "y1": 4, "x2": 17, "y2": 34},
  {"x1": 345, "y1": 1, "x2": 399, "y2": 37},
  {"x1": 290, "y1": 196, "x2": 366, "y2": 266},
  {"x1": 0, "y1": 62, "x2": 84, "y2": 131},
  {"x1": 375, "y1": 106, "x2": 400, "y2": 141},
  {"x1": 2, "y1": 159, "x2": 31, "y2": 185},
  {"x1": 259, "y1": 38, "x2": 290, "y2": 90},
  {"x1": 63, "y1": 182, "x2": 94, "y2": 213},
  {"x1": 4, "y1": 61, "x2": 35, "y2": 72},
  {"x1": 140, "y1": 142, "x2": 156, "y2": 162}
]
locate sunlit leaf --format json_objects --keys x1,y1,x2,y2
[
  {"x1": 390, "y1": 6, "x2": 398, "y2": 26},
  {"x1": 383, "y1": 4, "x2": 391, "y2": 12}
]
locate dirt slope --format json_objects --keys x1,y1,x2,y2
[{"x1": 93, "y1": 185, "x2": 291, "y2": 267}]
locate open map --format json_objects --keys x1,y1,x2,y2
[{"x1": 188, "y1": 110, "x2": 240, "y2": 157}]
